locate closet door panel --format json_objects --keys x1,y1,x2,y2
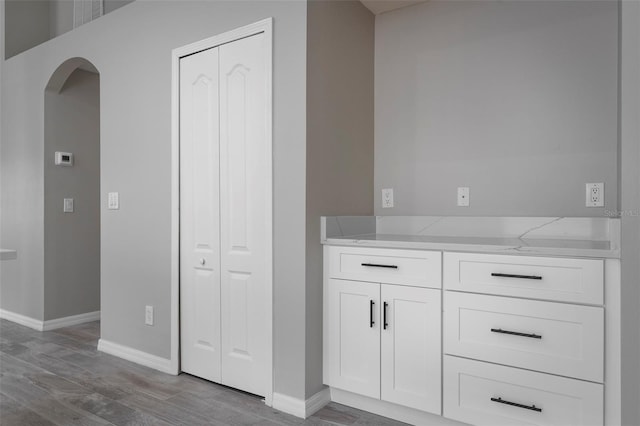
[
  {"x1": 179, "y1": 47, "x2": 222, "y2": 383},
  {"x1": 219, "y1": 32, "x2": 268, "y2": 396}
]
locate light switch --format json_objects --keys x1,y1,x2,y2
[
  {"x1": 63, "y1": 198, "x2": 74, "y2": 213},
  {"x1": 108, "y1": 192, "x2": 119, "y2": 210}
]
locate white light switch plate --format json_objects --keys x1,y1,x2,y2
[
  {"x1": 63, "y1": 198, "x2": 74, "y2": 213},
  {"x1": 145, "y1": 305, "x2": 154, "y2": 326},
  {"x1": 382, "y1": 188, "x2": 394, "y2": 208},
  {"x1": 457, "y1": 187, "x2": 470, "y2": 207},
  {"x1": 108, "y1": 192, "x2": 119, "y2": 210}
]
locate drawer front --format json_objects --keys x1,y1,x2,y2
[
  {"x1": 444, "y1": 292, "x2": 604, "y2": 382},
  {"x1": 444, "y1": 356, "x2": 604, "y2": 426},
  {"x1": 329, "y1": 246, "x2": 441, "y2": 288},
  {"x1": 444, "y1": 252, "x2": 603, "y2": 304}
]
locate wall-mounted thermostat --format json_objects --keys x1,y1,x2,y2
[{"x1": 55, "y1": 152, "x2": 73, "y2": 166}]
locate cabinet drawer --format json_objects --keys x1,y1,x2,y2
[
  {"x1": 444, "y1": 252, "x2": 603, "y2": 304},
  {"x1": 329, "y1": 246, "x2": 441, "y2": 288},
  {"x1": 444, "y1": 292, "x2": 604, "y2": 382},
  {"x1": 444, "y1": 356, "x2": 604, "y2": 426}
]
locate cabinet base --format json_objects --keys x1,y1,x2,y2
[{"x1": 329, "y1": 388, "x2": 466, "y2": 426}]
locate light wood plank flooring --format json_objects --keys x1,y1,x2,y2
[{"x1": 0, "y1": 319, "x2": 408, "y2": 426}]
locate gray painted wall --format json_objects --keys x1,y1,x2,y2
[
  {"x1": 4, "y1": 0, "x2": 50, "y2": 58},
  {"x1": 374, "y1": 1, "x2": 619, "y2": 216},
  {"x1": 305, "y1": 0, "x2": 374, "y2": 397},
  {"x1": 49, "y1": 0, "x2": 74, "y2": 38},
  {"x1": 44, "y1": 69, "x2": 100, "y2": 321},
  {"x1": 1, "y1": 0, "x2": 309, "y2": 400},
  {"x1": 620, "y1": 2, "x2": 640, "y2": 425}
]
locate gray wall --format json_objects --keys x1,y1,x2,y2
[
  {"x1": 6, "y1": 0, "x2": 136, "y2": 56},
  {"x1": 4, "y1": 0, "x2": 50, "y2": 59},
  {"x1": 374, "y1": 1, "x2": 619, "y2": 216},
  {"x1": 1, "y1": 0, "x2": 309, "y2": 400},
  {"x1": 49, "y1": 0, "x2": 74, "y2": 38},
  {"x1": 44, "y1": 69, "x2": 100, "y2": 321},
  {"x1": 305, "y1": 0, "x2": 374, "y2": 397},
  {"x1": 620, "y1": 1, "x2": 640, "y2": 425}
]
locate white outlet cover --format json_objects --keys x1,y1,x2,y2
[
  {"x1": 382, "y1": 188, "x2": 394, "y2": 208},
  {"x1": 63, "y1": 198, "x2": 74, "y2": 213},
  {"x1": 457, "y1": 187, "x2": 470, "y2": 207},
  {"x1": 108, "y1": 192, "x2": 119, "y2": 210},
  {"x1": 586, "y1": 183, "x2": 604, "y2": 207}
]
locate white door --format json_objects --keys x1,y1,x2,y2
[
  {"x1": 218, "y1": 33, "x2": 268, "y2": 396},
  {"x1": 180, "y1": 32, "x2": 268, "y2": 396},
  {"x1": 180, "y1": 46, "x2": 222, "y2": 383},
  {"x1": 381, "y1": 285, "x2": 441, "y2": 414},
  {"x1": 326, "y1": 279, "x2": 380, "y2": 399}
]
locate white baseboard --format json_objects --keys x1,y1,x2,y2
[
  {"x1": 272, "y1": 388, "x2": 330, "y2": 419},
  {"x1": 97, "y1": 339, "x2": 174, "y2": 375},
  {"x1": 0, "y1": 309, "x2": 44, "y2": 331},
  {"x1": 43, "y1": 311, "x2": 100, "y2": 331},
  {"x1": 1, "y1": 309, "x2": 101, "y2": 332}
]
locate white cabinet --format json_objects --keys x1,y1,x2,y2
[
  {"x1": 381, "y1": 284, "x2": 441, "y2": 413},
  {"x1": 324, "y1": 246, "x2": 611, "y2": 426},
  {"x1": 444, "y1": 252, "x2": 603, "y2": 304},
  {"x1": 326, "y1": 279, "x2": 381, "y2": 399},
  {"x1": 444, "y1": 292, "x2": 604, "y2": 382},
  {"x1": 443, "y1": 357, "x2": 604, "y2": 426},
  {"x1": 324, "y1": 246, "x2": 442, "y2": 415}
]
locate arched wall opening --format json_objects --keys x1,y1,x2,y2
[{"x1": 44, "y1": 58, "x2": 101, "y2": 324}]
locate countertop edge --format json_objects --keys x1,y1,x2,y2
[{"x1": 322, "y1": 238, "x2": 620, "y2": 259}]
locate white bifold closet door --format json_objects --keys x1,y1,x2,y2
[{"x1": 180, "y1": 33, "x2": 267, "y2": 397}]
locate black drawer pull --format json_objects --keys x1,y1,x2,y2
[
  {"x1": 491, "y1": 397, "x2": 542, "y2": 412},
  {"x1": 370, "y1": 300, "x2": 375, "y2": 328},
  {"x1": 362, "y1": 263, "x2": 398, "y2": 269},
  {"x1": 383, "y1": 302, "x2": 389, "y2": 330},
  {"x1": 491, "y1": 273, "x2": 542, "y2": 280},
  {"x1": 491, "y1": 328, "x2": 542, "y2": 339}
]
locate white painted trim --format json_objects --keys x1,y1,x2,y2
[
  {"x1": 330, "y1": 388, "x2": 464, "y2": 426},
  {"x1": 272, "y1": 393, "x2": 306, "y2": 419},
  {"x1": 97, "y1": 339, "x2": 174, "y2": 374},
  {"x1": 604, "y1": 258, "x2": 622, "y2": 426},
  {"x1": 42, "y1": 311, "x2": 100, "y2": 331},
  {"x1": 170, "y1": 18, "x2": 274, "y2": 400},
  {"x1": 272, "y1": 388, "x2": 330, "y2": 419},
  {"x1": 305, "y1": 388, "x2": 331, "y2": 417},
  {"x1": 0, "y1": 309, "x2": 44, "y2": 331}
]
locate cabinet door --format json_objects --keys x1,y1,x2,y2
[
  {"x1": 326, "y1": 279, "x2": 380, "y2": 399},
  {"x1": 381, "y1": 285, "x2": 441, "y2": 414}
]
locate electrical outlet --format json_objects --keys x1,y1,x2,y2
[
  {"x1": 457, "y1": 187, "x2": 470, "y2": 207},
  {"x1": 586, "y1": 183, "x2": 604, "y2": 207},
  {"x1": 108, "y1": 192, "x2": 119, "y2": 210},
  {"x1": 382, "y1": 188, "x2": 394, "y2": 208},
  {"x1": 145, "y1": 305, "x2": 154, "y2": 326},
  {"x1": 63, "y1": 198, "x2": 74, "y2": 213}
]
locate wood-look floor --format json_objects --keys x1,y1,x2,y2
[{"x1": 0, "y1": 319, "x2": 408, "y2": 426}]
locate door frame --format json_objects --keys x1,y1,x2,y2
[{"x1": 170, "y1": 18, "x2": 274, "y2": 406}]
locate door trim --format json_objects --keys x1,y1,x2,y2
[{"x1": 170, "y1": 18, "x2": 274, "y2": 406}]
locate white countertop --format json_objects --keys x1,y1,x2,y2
[
  {"x1": 0, "y1": 249, "x2": 17, "y2": 261},
  {"x1": 321, "y1": 216, "x2": 620, "y2": 259},
  {"x1": 323, "y1": 233, "x2": 617, "y2": 258}
]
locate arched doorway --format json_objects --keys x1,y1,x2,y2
[{"x1": 44, "y1": 58, "x2": 101, "y2": 330}]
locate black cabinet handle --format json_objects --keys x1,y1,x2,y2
[
  {"x1": 370, "y1": 300, "x2": 375, "y2": 328},
  {"x1": 491, "y1": 273, "x2": 542, "y2": 280},
  {"x1": 491, "y1": 397, "x2": 542, "y2": 412},
  {"x1": 383, "y1": 302, "x2": 389, "y2": 330},
  {"x1": 491, "y1": 328, "x2": 542, "y2": 339},
  {"x1": 362, "y1": 263, "x2": 398, "y2": 269}
]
